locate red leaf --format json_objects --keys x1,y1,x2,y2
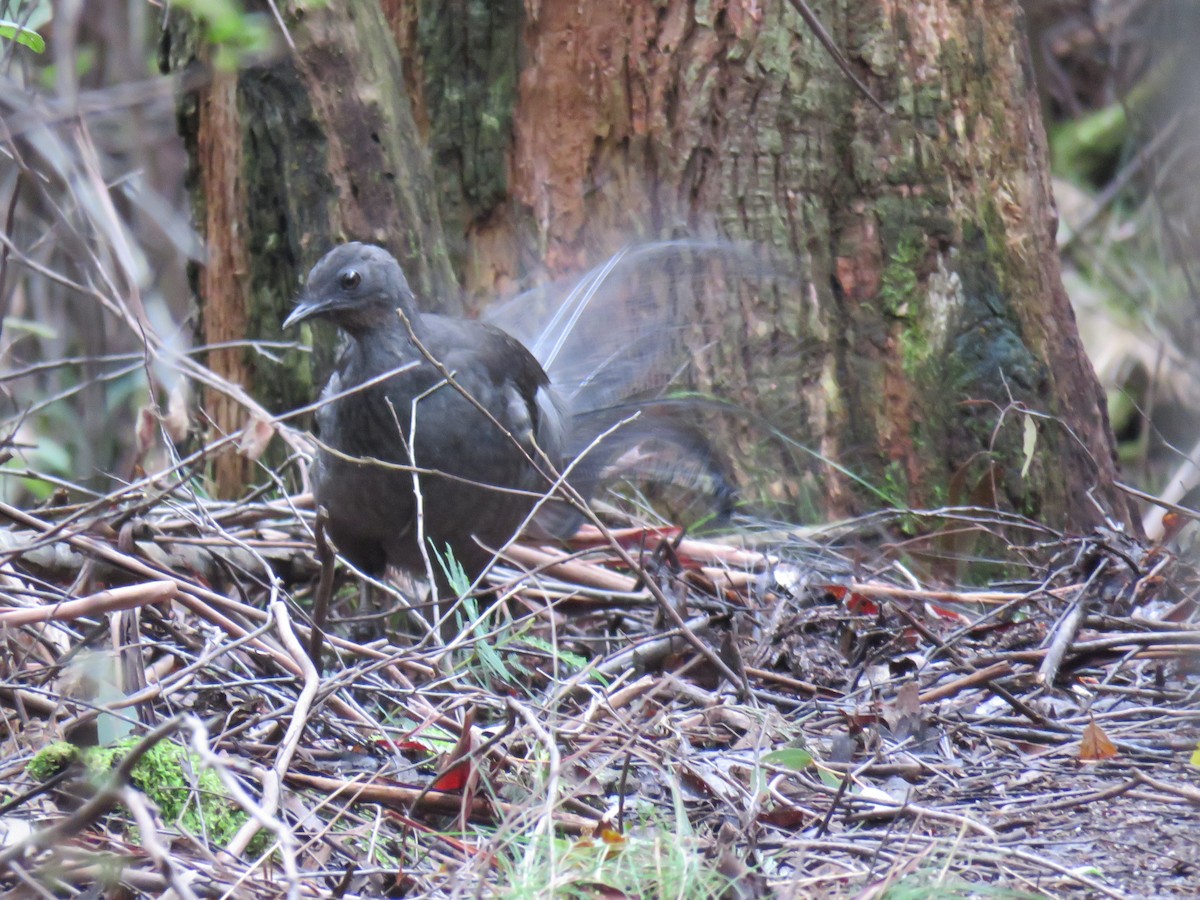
[
  {"x1": 431, "y1": 708, "x2": 476, "y2": 793},
  {"x1": 758, "y1": 806, "x2": 811, "y2": 828},
  {"x1": 845, "y1": 593, "x2": 879, "y2": 615},
  {"x1": 926, "y1": 603, "x2": 969, "y2": 623},
  {"x1": 430, "y1": 761, "x2": 471, "y2": 792}
]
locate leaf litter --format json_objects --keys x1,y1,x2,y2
[{"x1": 1, "y1": 479, "x2": 1199, "y2": 898}]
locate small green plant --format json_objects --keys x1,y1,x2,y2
[
  {"x1": 432, "y1": 541, "x2": 472, "y2": 597},
  {"x1": 521, "y1": 634, "x2": 589, "y2": 678},
  {"x1": 430, "y1": 542, "x2": 525, "y2": 686},
  {"x1": 431, "y1": 543, "x2": 589, "y2": 692},
  {"x1": 456, "y1": 592, "x2": 526, "y2": 686},
  {"x1": 758, "y1": 743, "x2": 845, "y2": 800},
  {"x1": 497, "y1": 804, "x2": 737, "y2": 900}
]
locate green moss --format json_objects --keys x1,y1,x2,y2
[
  {"x1": 916, "y1": 78, "x2": 951, "y2": 134},
  {"x1": 935, "y1": 37, "x2": 965, "y2": 97},
  {"x1": 876, "y1": 460, "x2": 931, "y2": 536},
  {"x1": 879, "y1": 460, "x2": 909, "y2": 509},
  {"x1": 898, "y1": 321, "x2": 930, "y2": 373},
  {"x1": 238, "y1": 60, "x2": 335, "y2": 418},
  {"x1": 1018, "y1": 488, "x2": 1041, "y2": 520},
  {"x1": 28, "y1": 738, "x2": 263, "y2": 853},
  {"x1": 123, "y1": 740, "x2": 245, "y2": 846},
  {"x1": 418, "y1": 0, "x2": 521, "y2": 232},
  {"x1": 969, "y1": 201, "x2": 1010, "y2": 296},
  {"x1": 27, "y1": 742, "x2": 80, "y2": 781},
  {"x1": 880, "y1": 232, "x2": 924, "y2": 317}
]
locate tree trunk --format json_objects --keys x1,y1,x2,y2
[
  {"x1": 162, "y1": 3, "x2": 458, "y2": 495},
  {"x1": 166, "y1": 0, "x2": 1128, "y2": 534}
]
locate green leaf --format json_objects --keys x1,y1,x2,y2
[
  {"x1": 522, "y1": 634, "x2": 590, "y2": 674},
  {"x1": 3, "y1": 316, "x2": 58, "y2": 340},
  {"x1": 474, "y1": 630, "x2": 513, "y2": 683},
  {"x1": 762, "y1": 747, "x2": 814, "y2": 771},
  {"x1": 0, "y1": 20, "x2": 46, "y2": 53},
  {"x1": 432, "y1": 542, "x2": 471, "y2": 597},
  {"x1": 1190, "y1": 742, "x2": 1200, "y2": 768},
  {"x1": 817, "y1": 767, "x2": 844, "y2": 789}
]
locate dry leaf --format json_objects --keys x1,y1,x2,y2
[
  {"x1": 883, "y1": 681, "x2": 922, "y2": 734},
  {"x1": 162, "y1": 380, "x2": 192, "y2": 444},
  {"x1": 1020, "y1": 414, "x2": 1038, "y2": 479},
  {"x1": 598, "y1": 826, "x2": 625, "y2": 846},
  {"x1": 238, "y1": 416, "x2": 276, "y2": 461},
  {"x1": 134, "y1": 406, "x2": 157, "y2": 459},
  {"x1": 895, "y1": 680, "x2": 921, "y2": 718},
  {"x1": 1079, "y1": 720, "x2": 1118, "y2": 761}
]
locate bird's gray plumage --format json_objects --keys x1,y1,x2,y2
[
  {"x1": 287, "y1": 240, "x2": 746, "y2": 589},
  {"x1": 286, "y1": 243, "x2": 565, "y2": 583}
]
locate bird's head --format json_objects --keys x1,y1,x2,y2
[{"x1": 284, "y1": 242, "x2": 418, "y2": 337}]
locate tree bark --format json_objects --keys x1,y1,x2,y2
[
  {"x1": 166, "y1": 0, "x2": 1128, "y2": 534},
  {"x1": 162, "y1": 3, "x2": 457, "y2": 495}
]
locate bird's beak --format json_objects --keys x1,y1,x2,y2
[{"x1": 283, "y1": 296, "x2": 324, "y2": 330}]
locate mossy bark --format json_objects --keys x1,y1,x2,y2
[{"x1": 404, "y1": 0, "x2": 1125, "y2": 531}]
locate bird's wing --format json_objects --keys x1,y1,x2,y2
[{"x1": 420, "y1": 317, "x2": 565, "y2": 465}]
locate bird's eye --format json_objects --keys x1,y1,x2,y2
[{"x1": 340, "y1": 269, "x2": 361, "y2": 290}]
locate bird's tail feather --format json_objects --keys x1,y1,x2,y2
[
  {"x1": 484, "y1": 239, "x2": 787, "y2": 415},
  {"x1": 486, "y1": 240, "x2": 791, "y2": 530},
  {"x1": 532, "y1": 396, "x2": 739, "y2": 538}
]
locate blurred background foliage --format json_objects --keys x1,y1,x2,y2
[
  {"x1": 1031, "y1": 0, "x2": 1200, "y2": 536},
  {"x1": 0, "y1": 0, "x2": 1198, "y2": 530},
  {"x1": 0, "y1": 0, "x2": 261, "y2": 505}
]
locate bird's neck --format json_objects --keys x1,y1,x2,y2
[
  {"x1": 341, "y1": 304, "x2": 423, "y2": 342},
  {"x1": 340, "y1": 309, "x2": 430, "y2": 386}
]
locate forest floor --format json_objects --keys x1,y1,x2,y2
[{"x1": 0, "y1": 491, "x2": 1198, "y2": 899}]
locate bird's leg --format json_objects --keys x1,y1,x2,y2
[
  {"x1": 381, "y1": 569, "x2": 443, "y2": 644},
  {"x1": 307, "y1": 511, "x2": 336, "y2": 667},
  {"x1": 330, "y1": 568, "x2": 435, "y2": 646},
  {"x1": 344, "y1": 577, "x2": 393, "y2": 645}
]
